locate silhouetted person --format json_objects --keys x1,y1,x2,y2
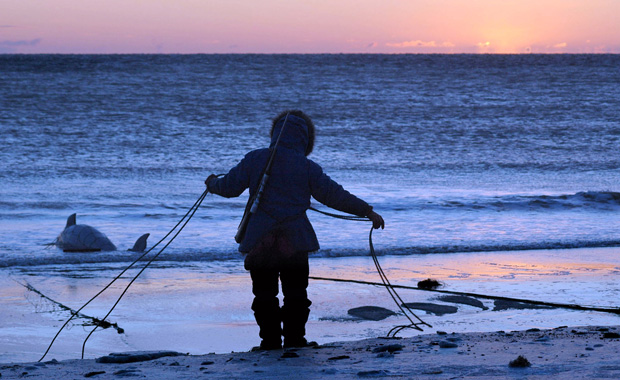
[{"x1": 206, "y1": 110, "x2": 384, "y2": 350}]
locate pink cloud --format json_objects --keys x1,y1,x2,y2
[
  {"x1": 386, "y1": 40, "x2": 455, "y2": 48},
  {"x1": 0, "y1": 38, "x2": 41, "y2": 47}
]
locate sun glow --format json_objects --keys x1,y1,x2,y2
[{"x1": 0, "y1": 0, "x2": 618, "y2": 53}]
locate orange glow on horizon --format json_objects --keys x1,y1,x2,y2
[{"x1": 1, "y1": 0, "x2": 618, "y2": 54}]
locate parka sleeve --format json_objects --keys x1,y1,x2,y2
[
  {"x1": 308, "y1": 160, "x2": 372, "y2": 217},
  {"x1": 207, "y1": 153, "x2": 253, "y2": 198}
]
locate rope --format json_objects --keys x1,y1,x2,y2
[
  {"x1": 16, "y1": 280, "x2": 125, "y2": 334},
  {"x1": 308, "y1": 275, "x2": 620, "y2": 315},
  {"x1": 39, "y1": 189, "x2": 209, "y2": 362},
  {"x1": 309, "y1": 207, "x2": 431, "y2": 336}
]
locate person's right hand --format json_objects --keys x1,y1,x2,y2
[
  {"x1": 204, "y1": 174, "x2": 217, "y2": 188},
  {"x1": 367, "y1": 210, "x2": 385, "y2": 229}
]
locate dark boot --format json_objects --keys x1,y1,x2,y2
[
  {"x1": 252, "y1": 297, "x2": 282, "y2": 350},
  {"x1": 281, "y1": 298, "x2": 313, "y2": 348},
  {"x1": 251, "y1": 340, "x2": 282, "y2": 351},
  {"x1": 250, "y1": 268, "x2": 282, "y2": 350}
]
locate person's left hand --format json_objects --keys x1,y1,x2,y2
[{"x1": 367, "y1": 210, "x2": 385, "y2": 229}]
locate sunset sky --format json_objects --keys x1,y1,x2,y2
[{"x1": 2, "y1": 0, "x2": 619, "y2": 54}]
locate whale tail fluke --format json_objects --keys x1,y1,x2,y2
[
  {"x1": 66, "y1": 213, "x2": 77, "y2": 229},
  {"x1": 129, "y1": 233, "x2": 150, "y2": 252}
]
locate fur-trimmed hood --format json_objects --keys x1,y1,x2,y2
[{"x1": 270, "y1": 111, "x2": 315, "y2": 156}]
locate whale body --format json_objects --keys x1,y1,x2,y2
[{"x1": 55, "y1": 213, "x2": 149, "y2": 252}]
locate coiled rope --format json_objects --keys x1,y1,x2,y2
[
  {"x1": 39, "y1": 188, "x2": 209, "y2": 362},
  {"x1": 309, "y1": 207, "x2": 432, "y2": 336}
]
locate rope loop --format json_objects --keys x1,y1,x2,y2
[{"x1": 309, "y1": 206, "x2": 431, "y2": 336}]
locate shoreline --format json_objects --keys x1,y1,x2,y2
[
  {"x1": 2, "y1": 247, "x2": 620, "y2": 364},
  {"x1": 2, "y1": 325, "x2": 619, "y2": 379}
]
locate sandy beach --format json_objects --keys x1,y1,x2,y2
[
  {"x1": 2, "y1": 325, "x2": 619, "y2": 379},
  {"x1": 1, "y1": 247, "x2": 619, "y2": 379}
]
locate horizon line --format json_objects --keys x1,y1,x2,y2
[{"x1": 2, "y1": 52, "x2": 619, "y2": 56}]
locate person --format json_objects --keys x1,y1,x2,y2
[{"x1": 205, "y1": 110, "x2": 384, "y2": 350}]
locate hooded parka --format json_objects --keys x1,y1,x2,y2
[{"x1": 207, "y1": 114, "x2": 372, "y2": 253}]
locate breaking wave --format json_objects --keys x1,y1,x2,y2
[
  {"x1": 2, "y1": 238, "x2": 620, "y2": 268},
  {"x1": 428, "y1": 191, "x2": 620, "y2": 212}
]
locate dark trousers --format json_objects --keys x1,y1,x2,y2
[{"x1": 250, "y1": 251, "x2": 312, "y2": 344}]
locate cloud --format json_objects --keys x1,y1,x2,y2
[
  {"x1": 0, "y1": 38, "x2": 42, "y2": 47},
  {"x1": 367, "y1": 42, "x2": 378, "y2": 48},
  {"x1": 0, "y1": 25, "x2": 15, "y2": 28},
  {"x1": 553, "y1": 42, "x2": 568, "y2": 48},
  {"x1": 386, "y1": 40, "x2": 455, "y2": 48}
]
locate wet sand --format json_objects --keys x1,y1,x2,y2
[
  {"x1": 1, "y1": 247, "x2": 619, "y2": 369},
  {"x1": 2, "y1": 325, "x2": 619, "y2": 379}
]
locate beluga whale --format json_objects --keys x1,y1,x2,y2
[{"x1": 53, "y1": 213, "x2": 149, "y2": 252}]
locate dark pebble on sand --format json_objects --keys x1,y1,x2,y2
[
  {"x1": 372, "y1": 344, "x2": 403, "y2": 353},
  {"x1": 327, "y1": 355, "x2": 350, "y2": 361},
  {"x1": 113, "y1": 369, "x2": 142, "y2": 377},
  {"x1": 201, "y1": 361, "x2": 214, "y2": 365},
  {"x1": 509, "y1": 355, "x2": 531, "y2": 368},
  {"x1": 84, "y1": 371, "x2": 106, "y2": 378},
  {"x1": 603, "y1": 332, "x2": 620, "y2": 339},
  {"x1": 439, "y1": 341, "x2": 458, "y2": 348},
  {"x1": 417, "y1": 279, "x2": 441, "y2": 290},
  {"x1": 97, "y1": 351, "x2": 185, "y2": 364}
]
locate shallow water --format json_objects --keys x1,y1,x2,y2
[{"x1": 2, "y1": 247, "x2": 619, "y2": 363}]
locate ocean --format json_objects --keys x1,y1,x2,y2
[
  {"x1": 1, "y1": 54, "x2": 619, "y2": 361},
  {"x1": 1, "y1": 54, "x2": 619, "y2": 266}
]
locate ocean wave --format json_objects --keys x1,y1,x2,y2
[
  {"x1": 2, "y1": 238, "x2": 619, "y2": 268},
  {"x1": 316, "y1": 239, "x2": 620, "y2": 257},
  {"x1": 432, "y1": 191, "x2": 620, "y2": 212},
  {"x1": 2, "y1": 192, "x2": 617, "y2": 216},
  {"x1": 0, "y1": 248, "x2": 242, "y2": 268}
]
